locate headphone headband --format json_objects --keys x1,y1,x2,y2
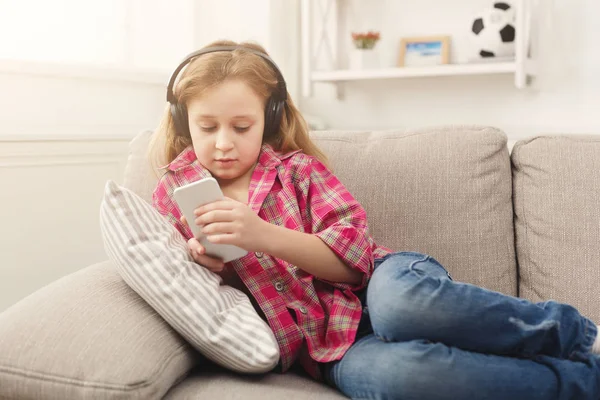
[{"x1": 166, "y1": 45, "x2": 287, "y2": 104}]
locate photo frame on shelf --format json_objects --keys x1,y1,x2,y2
[{"x1": 398, "y1": 36, "x2": 451, "y2": 67}]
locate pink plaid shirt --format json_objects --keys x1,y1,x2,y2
[{"x1": 152, "y1": 144, "x2": 391, "y2": 380}]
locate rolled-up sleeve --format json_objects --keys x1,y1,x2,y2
[{"x1": 299, "y1": 158, "x2": 374, "y2": 291}]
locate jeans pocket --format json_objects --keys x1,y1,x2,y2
[
  {"x1": 422, "y1": 255, "x2": 453, "y2": 280},
  {"x1": 399, "y1": 252, "x2": 453, "y2": 281}
]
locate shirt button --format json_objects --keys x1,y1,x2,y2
[
  {"x1": 299, "y1": 306, "x2": 308, "y2": 314},
  {"x1": 274, "y1": 282, "x2": 284, "y2": 292},
  {"x1": 255, "y1": 251, "x2": 264, "y2": 258}
]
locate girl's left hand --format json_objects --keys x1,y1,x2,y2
[{"x1": 193, "y1": 198, "x2": 269, "y2": 253}]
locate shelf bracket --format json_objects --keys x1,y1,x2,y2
[
  {"x1": 300, "y1": 0, "x2": 312, "y2": 97},
  {"x1": 301, "y1": 0, "x2": 341, "y2": 98},
  {"x1": 515, "y1": 0, "x2": 539, "y2": 89}
]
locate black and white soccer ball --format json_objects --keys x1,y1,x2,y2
[{"x1": 470, "y1": 2, "x2": 516, "y2": 60}]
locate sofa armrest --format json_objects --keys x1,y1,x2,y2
[{"x1": 0, "y1": 261, "x2": 200, "y2": 400}]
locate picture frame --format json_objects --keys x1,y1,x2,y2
[{"x1": 398, "y1": 36, "x2": 451, "y2": 67}]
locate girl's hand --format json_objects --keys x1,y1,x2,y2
[
  {"x1": 180, "y1": 216, "x2": 226, "y2": 273},
  {"x1": 193, "y1": 197, "x2": 269, "y2": 252}
]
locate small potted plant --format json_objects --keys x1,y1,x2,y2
[
  {"x1": 352, "y1": 31, "x2": 381, "y2": 49},
  {"x1": 349, "y1": 30, "x2": 381, "y2": 70}
]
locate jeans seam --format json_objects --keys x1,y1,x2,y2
[{"x1": 374, "y1": 332, "x2": 391, "y2": 343}]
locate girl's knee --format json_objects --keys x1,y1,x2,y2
[
  {"x1": 334, "y1": 339, "x2": 448, "y2": 399},
  {"x1": 366, "y1": 252, "x2": 453, "y2": 340}
]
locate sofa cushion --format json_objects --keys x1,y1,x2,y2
[
  {"x1": 0, "y1": 261, "x2": 198, "y2": 400},
  {"x1": 99, "y1": 180, "x2": 280, "y2": 373},
  {"x1": 123, "y1": 129, "x2": 156, "y2": 205},
  {"x1": 312, "y1": 126, "x2": 517, "y2": 295},
  {"x1": 164, "y1": 367, "x2": 344, "y2": 399},
  {"x1": 512, "y1": 135, "x2": 600, "y2": 323}
]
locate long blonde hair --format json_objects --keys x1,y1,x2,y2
[{"x1": 149, "y1": 40, "x2": 327, "y2": 171}]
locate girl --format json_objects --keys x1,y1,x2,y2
[{"x1": 151, "y1": 40, "x2": 600, "y2": 399}]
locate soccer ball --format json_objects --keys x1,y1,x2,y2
[{"x1": 470, "y1": 2, "x2": 516, "y2": 60}]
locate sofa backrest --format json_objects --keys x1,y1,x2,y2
[
  {"x1": 313, "y1": 126, "x2": 516, "y2": 295},
  {"x1": 512, "y1": 135, "x2": 600, "y2": 323},
  {"x1": 123, "y1": 125, "x2": 517, "y2": 296}
]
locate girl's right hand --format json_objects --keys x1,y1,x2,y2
[{"x1": 180, "y1": 216, "x2": 226, "y2": 273}]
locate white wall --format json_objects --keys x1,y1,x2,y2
[
  {"x1": 0, "y1": 137, "x2": 130, "y2": 311},
  {"x1": 0, "y1": 70, "x2": 165, "y2": 311},
  {"x1": 193, "y1": 0, "x2": 301, "y2": 99},
  {"x1": 299, "y1": 0, "x2": 600, "y2": 139},
  {"x1": 0, "y1": 0, "x2": 286, "y2": 311},
  {"x1": 0, "y1": 30, "x2": 170, "y2": 312},
  {"x1": 0, "y1": 69, "x2": 168, "y2": 312},
  {"x1": 0, "y1": 72, "x2": 166, "y2": 139}
]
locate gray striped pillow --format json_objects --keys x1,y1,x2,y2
[{"x1": 99, "y1": 180, "x2": 280, "y2": 373}]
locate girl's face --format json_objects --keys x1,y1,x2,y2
[{"x1": 186, "y1": 79, "x2": 265, "y2": 185}]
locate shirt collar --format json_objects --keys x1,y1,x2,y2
[
  {"x1": 162, "y1": 144, "x2": 302, "y2": 173},
  {"x1": 257, "y1": 143, "x2": 302, "y2": 169},
  {"x1": 161, "y1": 146, "x2": 197, "y2": 172}
]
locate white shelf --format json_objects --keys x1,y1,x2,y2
[
  {"x1": 312, "y1": 62, "x2": 517, "y2": 82},
  {"x1": 301, "y1": 0, "x2": 539, "y2": 98}
]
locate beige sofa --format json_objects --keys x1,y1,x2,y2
[{"x1": 1, "y1": 126, "x2": 600, "y2": 399}]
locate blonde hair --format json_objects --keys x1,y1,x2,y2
[{"x1": 149, "y1": 40, "x2": 327, "y2": 171}]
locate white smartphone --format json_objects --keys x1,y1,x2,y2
[{"x1": 173, "y1": 177, "x2": 248, "y2": 263}]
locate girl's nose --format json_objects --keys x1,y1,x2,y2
[{"x1": 215, "y1": 130, "x2": 234, "y2": 151}]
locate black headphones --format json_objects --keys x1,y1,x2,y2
[{"x1": 166, "y1": 45, "x2": 288, "y2": 140}]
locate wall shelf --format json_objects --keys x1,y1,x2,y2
[
  {"x1": 301, "y1": 0, "x2": 541, "y2": 99},
  {"x1": 312, "y1": 62, "x2": 518, "y2": 82}
]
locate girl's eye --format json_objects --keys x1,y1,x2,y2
[
  {"x1": 200, "y1": 126, "x2": 217, "y2": 133},
  {"x1": 234, "y1": 126, "x2": 250, "y2": 133}
]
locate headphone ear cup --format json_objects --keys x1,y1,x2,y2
[
  {"x1": 170, "y1": 102, "x2": 190, "y2": 137},
  {"x1": 263, "y1": 97, "x2": 276, "y2": 139},
  {"x1": 263, "y1": 96, "x2": 284, "y2": 139}
]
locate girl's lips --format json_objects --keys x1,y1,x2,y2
[{"x1": 215, "y1": 159, "x2": 236, "y2": 167}]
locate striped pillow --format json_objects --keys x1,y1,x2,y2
[{"x1": 99, "y1": 180, "x2": 280, "y2": 373}]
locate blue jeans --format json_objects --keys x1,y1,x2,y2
[{"x1": 324, "y1": 252, "x2": 600, "y2": 400}]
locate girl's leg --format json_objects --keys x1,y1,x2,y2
[
  {"x1": 367, "y1": 252, "x2": 597, "y2": 359},
  {"x1": 325, "y1": 334, "x2": 600, "y2": 400}
]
